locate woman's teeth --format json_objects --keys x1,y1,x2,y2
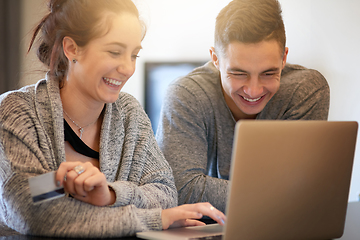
[{"x1": 103, "y1": 77, "x2": 121, "y2": 86}]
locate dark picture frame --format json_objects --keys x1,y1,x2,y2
[{"x1": 144, "y1": 61, "x2": 206, "y2": 134}]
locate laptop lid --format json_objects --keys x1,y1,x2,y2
[
  {"x1": 137, "y1": 120, "x2": 358, "y2": 240},
  {"x1": 223, "y1": 120, "x2": 358, "y2": 240}
]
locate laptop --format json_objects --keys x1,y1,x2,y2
[{"x1": 137, "y1": 120, "x2": 358, "y2": 240}]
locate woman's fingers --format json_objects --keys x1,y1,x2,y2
[
  {"x1": 56, "y1": 162, "x2": 98, "y2": 196},
  {"x1": 183, "y1": 219, "x2": 206, "y2": 227},
  {"x1": 169, "y1": 218, "x2": 206, "y2": 229},
  {"x1": 56, "y1": 162, "x2": 80, "y2": 187},
  {"x1": 199, "y1": 203, "x2": 226, "y2": 225},
  {"x1": 55, "y1": 162, "x2": 113, "y2": 206},
  {"x1": 162, "y1": 203, "x2": 226, "y2": 230},
  {"x1": 178, "y1": 203, "x2": 226, "y2": 226},
  {"x1": 72, "y1": 167, "x2": 97, "y2": 197}
]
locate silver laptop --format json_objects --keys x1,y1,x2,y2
[{"x1": 137, "y1": 121, "x2": 358, "y2": 240}]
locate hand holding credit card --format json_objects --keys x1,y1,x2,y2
[{"x1": 28, "y1": 171, "x2": 65, "y2": 204}]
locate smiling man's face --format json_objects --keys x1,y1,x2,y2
[{"x1": 211, "y1": 39, "x2": 288, "y2": 120}]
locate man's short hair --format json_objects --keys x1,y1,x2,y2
[{"x1": 214, "y1": 0, "x2": 286, "y2": 56}]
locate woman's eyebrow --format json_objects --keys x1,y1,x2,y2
[{"x1": 105, "y1": 42, "x2": 142, "y2": 50}]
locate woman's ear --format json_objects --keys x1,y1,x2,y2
[
  {"x1": 62, "y1": 36, "x2": 78, "y2": 62},
  {"x1": 209, "y1": 47, "x2": 220, "y2": 70}
]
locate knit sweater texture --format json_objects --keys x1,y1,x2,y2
[
  {"x1": 156, "y1": 61, "x2": 330, "y2": 213},
  {"x1": 0, "y1": 76, "x2": 177, "y2": 238}
]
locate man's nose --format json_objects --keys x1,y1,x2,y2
[{"x1": 243, "y1": 78, "x2": 263, "y2": 97}]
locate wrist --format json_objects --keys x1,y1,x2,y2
[{"x1": 107, "y1": 187, "x2": 116, "y2": 206}]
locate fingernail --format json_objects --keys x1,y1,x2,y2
[
  {"x1": 56, "y1": 181, "x2": 61, "y2": 187},
  {"x1": 221, "y1": 219, "x2": 225, "y2": 225},
  {"x1": 197, "y1": 213, "x2": 202, "y2": 218}
]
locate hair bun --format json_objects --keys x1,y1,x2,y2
[{"x1": 49, "y1": 0, "x2": 67, "y2": 13}]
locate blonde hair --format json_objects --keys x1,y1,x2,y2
[{"x1": 214, "y1": 0, "x2": 285, "y2": 56}]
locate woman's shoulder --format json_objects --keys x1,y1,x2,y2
[
  {"x1": 111, "y1": 92, "x2": 148, "y2": 122},
  {"x1": 115, "y1": 92, "x2": 143, "y2": 111},
  {"x1": 0, "y1": 80, "x2": 48, "y2": 128},
  {"x1": 0, "y1": 85, "x2": 37, "y2": 122},
  {"x1": 0, "y1": 79, "x2": 47, "y2": 106},
  {"x1": 0, "y1": 84, "x2": 36, "y2": 105}
]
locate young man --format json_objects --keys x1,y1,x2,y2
[{"x1": 156, "y1": 0, "x2": 330, "y2": 214}]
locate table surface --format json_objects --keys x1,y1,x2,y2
[
  {"x1": 337, "y1": 201, "x2": 360, "y2": 239},
  {"x1": 1, "y1": 202, "x2": 359, "y2": 240}
]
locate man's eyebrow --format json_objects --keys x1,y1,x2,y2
[
  {"x1": 227, "y1": 67, "x2": 248, "y2": 73},
  {"x1": 227, "y1": 67, "x2": 281, "y2": 73},
  {"x1": 261, "y1": 67, "x2": 280, "y2": 73}
]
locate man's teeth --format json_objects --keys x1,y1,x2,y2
[
  {"x1": 243, "y1": 96, "x2": 262, "y2": 102},
  {"x1": 103, "y1": 77, "x2": 121, "y2": 86}
]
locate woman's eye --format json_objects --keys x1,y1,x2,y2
[{"x1": 109, "y1": 51, "x2": 121, "y2": 56}]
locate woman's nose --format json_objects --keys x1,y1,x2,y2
[{"x1": 116, "y1": 56, "x2": 135, "y2": 78}]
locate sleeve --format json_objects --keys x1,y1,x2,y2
[
  {"x1": 280, "y1": 69, "x2": 330, "y2": 120},
  {"x1": 107, "y1": 133, "x2": 178, "y2": 210},
  {"x1": 0, "y1": 99, "x2": 165, "y2": 238},
  {"x1": 105, "y1": 94, "x2": 178, "y2": 211},
  {"x1": 156, "y1": 83, "x2": 228, "y2": 213}
]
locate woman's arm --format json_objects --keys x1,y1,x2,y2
[{"x1": 0, "y1": 127, "x2": 163, "y2": 238}]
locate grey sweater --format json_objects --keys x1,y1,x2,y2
[
  {"x1": 0, "y1": 76, "x2": 177, "y2": 237},
  {"x1": 156, "y1": 62, "x2": 330, "y2": 213}
]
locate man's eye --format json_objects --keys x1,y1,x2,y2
[
  {"x1": 262, "y1": 72, "x2": 276, "y2": 77},
  {"x1": 231, "y1": 73, "x2": 247, "y2": 77}
]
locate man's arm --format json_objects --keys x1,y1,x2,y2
[{"x1": 156, "y1": 83, "x2": 228, "y2": 213}]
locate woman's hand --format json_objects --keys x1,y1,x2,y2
[
  {"x1": 56, "y1": 162, "x2": 115, "y2": 206},
  {"x1": 161, "y1": 202, "x2": 226, "y2": 229}
]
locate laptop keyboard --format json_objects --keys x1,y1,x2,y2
[{"x1": 189, "y1": 234, "x2": 223, "y2": 240}]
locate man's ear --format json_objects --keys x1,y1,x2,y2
[
  {"x1": 62, "y1": 36, "x2": 78, "y2": 62},
  {"x1": 209, "y1": 47, "x2": 220, "y2": 70},
  {"x1": 282, "y1": 47, "x2": 289, "y2": 69}
]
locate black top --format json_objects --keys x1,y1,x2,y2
[{"x1": 64, "y1": 119, "x2": 99, "y2": 159}]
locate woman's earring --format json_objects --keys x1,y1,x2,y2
[{"x1": 72, "y1": 58, "x2": 77, "y2": 63}]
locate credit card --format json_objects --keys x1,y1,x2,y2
[{"x1": 28, "y1": 171, "x2": 65, "y2": 204}]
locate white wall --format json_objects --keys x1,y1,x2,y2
[
  {"x1": 20, "y1": 0, "x2": 360, "y2": 201},
  {"x1": 279, "y1": 0, "x2": 360, "y2": 202}
]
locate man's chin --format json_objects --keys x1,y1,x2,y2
[{"x1": 238, "y1": 106, "x2": 265, "y2": 119}]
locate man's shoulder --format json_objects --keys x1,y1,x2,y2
[
  {"x1": 170, "y1": 61, "x2": 221, "y2": 96},
  {"x1": 281, "y1": 63, "x2": 328, "y2": 88}
]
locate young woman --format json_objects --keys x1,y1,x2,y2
[{"x1": 0, "y1": 0, "x2": 225, "y2": 238}]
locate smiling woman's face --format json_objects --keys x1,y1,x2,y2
[
  {"x1": 213, "y1": 39, "x2": 288, "y2": 120},
  {"x1": 67, "y1": 12, "x2": 143, "y2": 104}
]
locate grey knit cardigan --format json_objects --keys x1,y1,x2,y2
[{"x1": 0, "y1": 76, "x2": 177, "y2": 238}]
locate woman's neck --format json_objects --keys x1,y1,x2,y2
[{"x1": 60, "y1": 83, "x2": 105, "y2": 128}]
